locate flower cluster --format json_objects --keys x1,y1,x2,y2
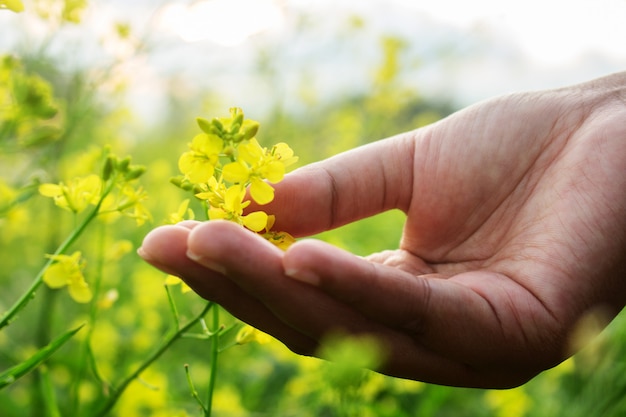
[
  {"x1": 37, "y1": 149, "x2": 150, "y2": 302},
  {"x1": 39, "y1": 151, "x2": 150, "y2": 225},
  {"x1": 173, "y1": 108, "x2": 297, "y2": 248}
]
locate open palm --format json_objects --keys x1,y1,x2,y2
[{"x1": 140, "y1": 73, "x2": 626, "y2": 388}]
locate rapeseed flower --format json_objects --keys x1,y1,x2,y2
[
  {"x1": 178, "y1": 133, "x2": 223, "y2": 184},
  {"x1": 165, "y1": 275, "x2": 192, "y2": 294},
  {"x1": 262, "y1": 215, "x2": 296, "y2": 250},
  {"x1": 208, "y1": 185, "x2": 268, "y2": 232},
  {"x1": 236, "y1": 325, "x2": 271, "y2": 345},
  {"x1": 117, "y1": 184, "x2": 151, "y2": 225},
  {"x1": 97, "y1": 184, "x2": 150, "y2": 225},
  {"x1": 39, "y1": 174, "x2": 101, "y2": 213},
  {"x1": 194, "y1": 176, "x2": 227, "y2": 209},
  {"x1": 167, "y1": 199, "x2": 195, "y2": 224},
  {"x1": 222, "y1": 138, "x2": 297, "y2": 205},
  {"x1": 0, "y1": 0, "x2": 24, "y2": 12},
  {"x1": 43, "y1": 251, "x2": 92, "y2": 303}
]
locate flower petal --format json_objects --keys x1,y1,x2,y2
[
  {"x1": 243, "y1": 211, "x2": 268, "y2": 232},
  {"x1": 43, "y1": 263, "x2": 69, "y2": 288},
  {"x1": 262, "y1": 161, "x2": 285, "y2": 183},
  {"x1": 38, "y1": 183, "x2": 63, "y2": 197},
  {"x1": 250, "y1": 179, "x2": 275, "y2": 205},
  {"x1": 69, "y1": 281, "x2": 93, "y2": 303},
  {"x1": 222, "y1": 161, "x2": 250, "y2": 184}
]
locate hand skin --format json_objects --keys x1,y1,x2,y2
[{"x1": 139, "y1": 72, "x2": 626, "y2": 388}]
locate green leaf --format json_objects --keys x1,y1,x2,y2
[{"x1": 0, "y1": 324, "x2": 84, "y2": 389}]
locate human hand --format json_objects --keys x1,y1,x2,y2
[{"x1": 139, "y1": 72, "x2": 626, "y2": 388}]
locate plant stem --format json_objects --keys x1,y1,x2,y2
[
  {"x1": 0, "y1": 180, "x2": 115, "y2": 330},
  {"x1": 205, "y1": 305, "x2": 220, "y2": 417},
  {"x1": 70, "y1": 221, "x2": 107, "y2": 415},
  {"x1": 93, "y1": 302, "x2": 214, "y2": 417},
  {"x1": 0, "y1": 208, "x2": 94, "y2": 330}
]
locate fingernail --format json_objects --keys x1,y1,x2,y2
[
  {"x1": 137, "y1": 247, "x2": 152, "y2": 262},
  {"x1": 186, "y1": 250, "x2": 227, "y2": 275},
  {"x1": 285, "y1": 268, "x2": 320, "y2": 286}
]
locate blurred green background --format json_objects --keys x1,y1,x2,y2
[{"x1": 1, "y1": 1, "x2": 626, "y2": 416}]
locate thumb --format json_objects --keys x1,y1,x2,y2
[{"x1": 252, "y1": 133, "x2": 416, "y2": 237}]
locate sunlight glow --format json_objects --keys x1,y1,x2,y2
[
  {"x1": 159, "y1": 0, "x2": 284, "y2": 46},
  {"x1": 395, "y1": 0, "x2": 626, "y2": 66}
]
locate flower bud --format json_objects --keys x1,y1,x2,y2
[
  {"x1": 211, "y1": 117, "x2": 224, "y2": 133},
  {"x1": 239, "y1": 120, "x2": 260, "y2": 141},
  {"x1": 102, "y1": 155, "x2": 115, "y2": 181},
  {"x1": 196, "y1": 117, "x2": 213, "y2": 134},
  {"x1": 124, "y1": 165, "x2": 146, "y2": 181},
  {"x1": 117, "y1": 156, "x2": 131, "y2": 172}
]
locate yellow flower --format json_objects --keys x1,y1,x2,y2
[
  {"x1": 97, "y1": 289, "x2": 119, "y2": 309},
  {"x1": 167, "y1": 199, "x2": 195, "y2": 224},
  {"x1": 39, "y1": 174, "x2": 101, "y2": 213},
  {"x1": 236, "y1": 325, "x2": 272, "y2": 345},
  {"x1": 164, "y1": 275, "x2": 192, "y2": 294},
  {"x1": 106, "y1": 239, "x2": 133, "y2": 261},
  {"x1": 118, "y1": 184, "x2": 151, "y2": 225},
  {"x1": 0, "y1": 179, "x2": 17, "y2": 215},
  {"x1": 43, "y1": 251, "x2": 92, "y2": 303},
  {"x1": 262, "y1": 215, "x2": 296, "y2": 250},
  {"x1": 222, "y1": 138, "x2": 297, "y2": 205},
  {"x1": 178, "y1": 133, "x2": 223, "y2": 184},
  {"x1": 208, "y1": 185, "x2": 268, "y2": 232},
  {"x1": 194, "y1": 176, "x2": 227, "y2": 208},
  {"x1": 0, "y1": 0, "x2": 24, "y2": 12},
  {"x1": 100, "y1": 184, "x2": 151, "y2": 225},
  {"x1": 485, "y1": 387, "x2": 532, "y2": 417}
]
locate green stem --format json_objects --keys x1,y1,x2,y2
[
  {"x1": 184, "y1": 364, "x2": 209, "y2": 414},
  {"x1": 38, "y1": 366, "x2": 61, "y2": 417},
  {"x1": 93, "y1": 302, "x2": 214, "y2": 417},
  {"x1": 164, "y1": 285, "x2": 181, "y2": 330},
  {"x1": 70, "y1": 221, "x2": 107, "y2": 415},
  {"x1": 0, "y1": 180, "x2": 115, "y2": 330},
  {"x1": 205, "y1": 306, "x2": 220, "y2": 417}
]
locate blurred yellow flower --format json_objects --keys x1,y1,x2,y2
[
  {"x1": 106, "y1": 239, "x2": 133, "y2": 261},
  {"x1": 485, "y1": 386, "x2": 532, "y2": 417},
  {"x1": 178, "y1": 133, "x2": 223, "y2": 184},
  {"x1": 97, "y1": 289, "x2": 119, "y2": 310},
  {"x1": 39, "y1": 174, "x2": 101, "y2": 213},
  {"x1": 164, "y1": 275, "x2": 192, "y2": 294},
  {"x1": 0, "y1": 0, "x2": 24, "y2": 12},
  {"x1": 117, "y1": 184, "x2": 151, "y2": 225},
  {"x1": 208, "y1": 185, "x2": 268, "y2": 232},
  {"x1": 236, "y1": 325, "x2": 272, "y2": 345},
  {"x1": 167, "y1": 199, "x2": 195, "y2": 224},
  {"x1": 100, "y1": 184, "x2": 151, "y2": 225},
  {"x1": 43, "y1": 251, "x2": 92, "y2": 303}
]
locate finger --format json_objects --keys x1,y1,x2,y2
[
  {"x1": 249, "y1": 134, "x2": 415, "y2": 236},
  {"x1": 184, "y1": 221, "x2": 513, "y2": 386},
  {"x1": 138, "y1": 225, "x2": 316, "y2": 354},
  {"x1": 186, "y1": 221, "x2": 376, "y2": 339},
  {"x1": 283, "y1": 239, "x2": 553, "y2": 375}
]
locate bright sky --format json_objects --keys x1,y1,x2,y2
[
  {"x1": 396, "y1": 0, "x2": 626, "y2": 66},
  {"x1": 155, "y1": 0, "x2": 626, "y2": 76},
  {"x1": 3, "y1": 0, "x2": 623, "y2": 116},
  {"x1": 157, "y1": 0, "x2": 284, "y2": 46},
  {"x1": 151, "y1": 0, "x2": 626, "y2": 104}
]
